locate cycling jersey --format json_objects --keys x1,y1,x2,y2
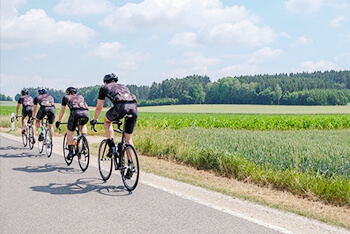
[
  {"x1": 98, "y1": 83, "x2": 137, "y2": 105},
  {"x1": 18, "y1": 95, "x2": 33, "y2": 107},
  {"x1": 34, "y1": 94, "x2": 55, "y2": 107},
  {"x1": 98, "y1": 83, "x2": 138, "y2": 134},
  {"x1": 62, "y1": 94, "x2": 89, "y2": 110}
]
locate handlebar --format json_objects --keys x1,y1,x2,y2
[{"x1": 57, "y1": 122, "x2": 68, "y2": 131}]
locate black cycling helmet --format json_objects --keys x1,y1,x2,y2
[
  {"x1": 38, "y1": 88, "x2": 47, "y2": 95},
  {"x1": 103, "y1": 73, "x2": 118, "y2": 83},
  {"x1": 21, "y1": 89, "x2": 29, "y2": 95},
  {"x1": 65, "y1": 86, "x2": 77, "y2": 94}
]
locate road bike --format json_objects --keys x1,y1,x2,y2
[
  {"x1": 37, "y1": 116, "x2": 53, "y2": 157},
  {"x1": 17, "y1": 116, "x2": 35, "y2": 150},
  {"x1": 92, "y1": 114, "x2": 140, "y2": 191},
  {"x1": 59, "y1": 121, "x2": 90, "y2": 172}
]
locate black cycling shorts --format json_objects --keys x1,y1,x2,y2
[
  {"x1": 106, "y1": 102, "x2": 138, "y2": 134},
  {"x1": 36, "y1": 106, "x2": 56, "y2": 124},
  {"x1": 22, "y1": 106, "x2": 33, "y2": 118},
  {"x1": 67, "y1": 109, "x2": 90, "y2": 132}
]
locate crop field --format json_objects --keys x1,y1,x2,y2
[
  {"x1": 1, "y1": 102, "x2": 349, "y2": 206},
  {"x1": 138, "y1": 104, "x2": 350, "y2": 114}
]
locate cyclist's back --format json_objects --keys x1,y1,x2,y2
[
  {"x1": 15, "y1": 89, "x2": 33, "y2": 134},
  {"x1": 33, "y1": 88, "x2": 56, "y2": 140},
  {"x1": 61, "y1": 90, "x2": 89, "y2": 132},
  {"x1": 56, "y1": 87, "x2": 89, "y2": 160}
]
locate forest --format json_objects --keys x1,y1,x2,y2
[{"x1": 14, "y1": 70, "x2": 350, "y2": 106}]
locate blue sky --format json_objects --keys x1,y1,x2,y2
[{"x1": 1, "y1": 0, "x2": 349, "y2": 98}]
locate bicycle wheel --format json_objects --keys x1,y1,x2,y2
[
  {"x1": 22, "y1": 128, "x2": 28, "y2": 147},
  {"x1": 38, "y1": 131, "x2": 44, "y2": 154},
  {"x1": 28, "y1": 126, "x2": 35, "y2": 150},
  {"x1": 98, "y1": 140, "x2": 113, "y2": 181},
  {"x1": 77, "y1": 135, "x2": 90, "y2": 172},
  {"x1": 45, "y1": 128, "x2": 53, "y2": 157},
  {"x1": 120, "y1": 144, "x2": 140, "y2": 191},
  {"x1": 63, "y1": 133, "x2": 73, "y2": 166}
]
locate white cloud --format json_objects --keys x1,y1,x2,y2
[
  {"x1": 290, "y1": 35, "x2": 313, "y2": 47},
  {"x1": 326, "y1": 0, "x2": 349, "y2": 9},
  {"x1": 101, "y1": 0, "x2": 275, "y2": 46},
  {"x1": 89, "y1": 42, "x2": 124, "y2": 58},
  {"x1": 200, "y1": 21, "x2": 275, "y2": 46},
  {"x1": 0, "y1": 73, "x2": 71, "y2": 98},
  {"x1": 330, "y1": 16, "x2": 346, "y2": 27},
  {"x1": 54, "y1": 0, "x2": 115, "y2": 15},
  {"x1": 0, "y1": 0, "x2": 27, "y2": 19},
  {"x1": 169, "y1": 32, "x2": 198, "y2": 48},
  {"x1": 162, "y1": 52, "x2": 220, "y2": 78},
  {"x1": 1, "y1": 9, "x2": 95, "y2": 49},
  {"x1": 286, "y1": 0, "x2": 322, "y2": 14},
  {"x1": 25, "y1": 53, "x2": 47, "y2": 62},
  {"x1": 253, "y1": 47, "x2": 284, "y2": 59},
  {"x1": 298, "y1": 60, "x2": 340, "y2": 72},
  {"x1": 218, "y1": 47, "x2": 283, "y2": 77}
]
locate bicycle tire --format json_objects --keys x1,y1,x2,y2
[
  {"x1": 63, "y1": 133, "x2": 73, "y2": 166},
  {"x1": 98, "y1": 140, "x2": 113, "y2": 181},
  {"x1": 78, "y1": 135, "x2": 90, "y2": 172},
  {"x1": 38, "y1": 132, "x2": 44, "y2": 154},
  {"x1": 28, "y1": 126, "x2": 34, "y2": 150},
  {"x1": 22, "y1": 128, "x2": 28, "y2": 147},
  {"x1": 120, "y1": 144, "x2": 140, "y2": 191},
  {"x1": 45, "y1": 128, "x2": 53, "y2": 157}
]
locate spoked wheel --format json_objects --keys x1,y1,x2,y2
[
  {"x1": 120, "y1": 144, "x2": 140, "y2": 191},
  {"x1": 77, "y1": 135, "x2": 90, "y2": 172},
  {"x1": 22, "y1": 128, "x2": 28, "y2": 147},
  {"x1": 98, "y1": 140, "x2": 113, "y2": 181},
  {"x1": 38, "y1": 131, "x2": 44, "y2": 154},
  {"x1": 63, "y1": 133, "x2": 73, "y2": 166},
  {"x1": 45, "y1": 128, "x2": 53, "y2": 157},
  {"x1": 28, "y1": 126, "x2": 35, "y2": 150}
]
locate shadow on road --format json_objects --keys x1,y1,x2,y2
[
  {"x1": 0, "y1": 146, "x2": 43, "y2": 158},
  {"x1": 30, "y1": 177, "x2": 131, "y2": 196},
  {"x1": 13, "y1": 163, "x2": 78, "y2": 173}
]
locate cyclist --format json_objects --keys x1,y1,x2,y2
[
  {"x1": 55, "y1": 87, "x2": 90, "y2": 160},
  {"x1": 90, "y1": 73, "x2": 138, "y2": 177},
  {"x1": 15, "y1": 89, "x2": 34, "y2": 135},
  {"x1": 32, "y1": 88, "x2": 56, "y2": 141}
]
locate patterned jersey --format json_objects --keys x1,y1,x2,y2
[
  {"x1": 98, "y1": 83, "x2": 137, "y2": 105},
  {"x1": 17, "y1": 95, "x2": 33, "y2": 107},
  {"x1": 34, "y1": 94, "x2": 55, "y2": 107},
  {"x1": 61, "y1": 94, "x2": 89, "y2": 110}
]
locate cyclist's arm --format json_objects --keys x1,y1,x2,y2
[
  {"x1": 32, "y1": 104, "x2": 37, "y2": 117},
  {"x1": 57, "y1": 105, "x2": 66, "y2": 122},
  {"x1": 15, "y1": 103, "x2": 20, "y2": 117},
  {"x1": 93, "y1": 99, "x2": 104, "y2": 121}
]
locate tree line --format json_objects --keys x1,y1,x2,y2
[
  {"x1": 14, "y1": 70, "x2": 350, "y2": 106},
  {"x1": 0, "y1": 93, "x2": 12, "y2": 101}
]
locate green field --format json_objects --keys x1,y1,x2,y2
[
  {"x1": 138, "y1": 104, "x2": 350, "y2": 114},
  {"x1": 1, "y1": 102, "x2": 349, "y2": 206}
]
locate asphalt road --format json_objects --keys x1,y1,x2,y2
[{"x1": 0, "y1": 136, "x2": 281, "y2": 234}]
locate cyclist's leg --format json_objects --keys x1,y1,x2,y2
[
  {"x1": 36, "y1": 107, "x2": 45, "y2": 138},
  {"x1": 104, "y1": 107, "x2": 118, "y2": 155},
  {"x1": 104, "y1": 115, "x2": 114, "y2": 139},
  {"x1": 78, "y1": 110, "x2": 89, "y2": 136},
  {"x1": 123, "y1": 103, "x2": 138, "y2": 147},
  {"x1": 66, "y1": 112, "x2": 76, "y2": 158},
  {"x1": 47, "y1": 107, "x2": 56, "y2": 137}
]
